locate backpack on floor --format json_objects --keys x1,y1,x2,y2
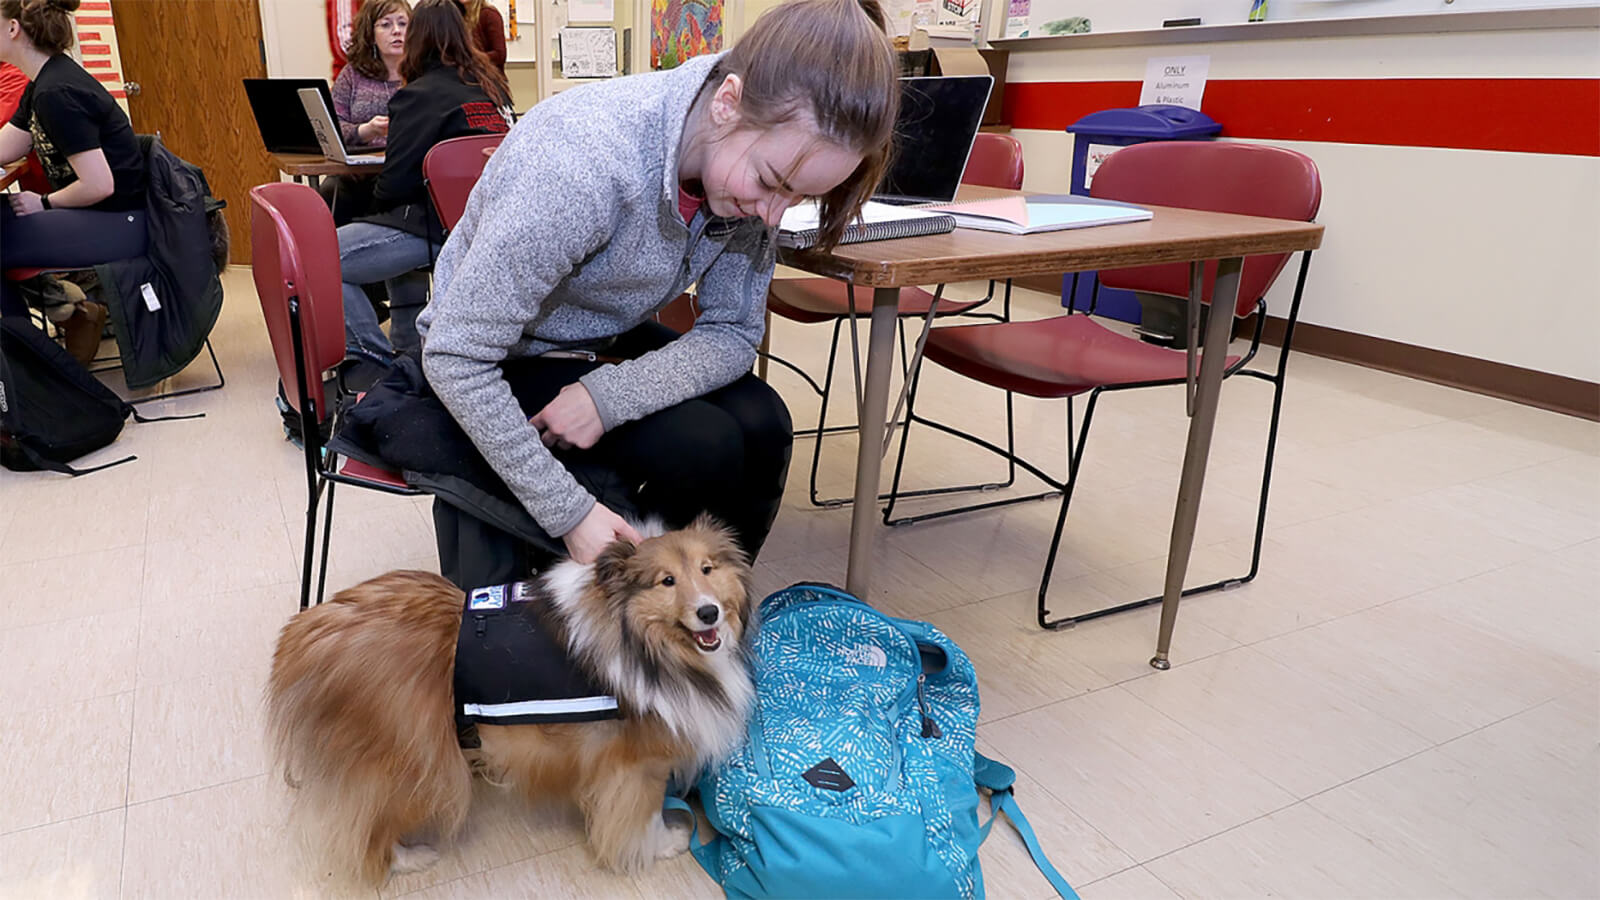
[
  {"x1": 0, "y1": 316, "x2": 193, "y2": 475},
  {"x1": 673, "y1": 583, "x2": 1079, "y2": 900}
]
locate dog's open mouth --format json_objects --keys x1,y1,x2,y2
[{"x1": 689, "y1": 627, "x2": 722, "y2": 652}]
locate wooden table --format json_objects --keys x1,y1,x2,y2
[
  {"x1": 270, "y1": 153, "x2": 373, "y2": 190},
  {"x1": 0, "y1": 158, "x2": 28, "y2": 192},
  {"x1": 780, "y1": 186, "x2": 1324, "y2": 669}
]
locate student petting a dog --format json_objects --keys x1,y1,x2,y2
[{"x1": 414, "y1": 0, "x2": 899, "y2": 583}]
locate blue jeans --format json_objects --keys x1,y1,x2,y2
[{"x1": 337, "y1": 222, "x2": 439, "y2": 365}]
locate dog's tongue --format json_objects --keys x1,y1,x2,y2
[{"x1": 693, "y1": 628, "x2": 718, "y2": 645}]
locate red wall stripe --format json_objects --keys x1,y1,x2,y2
[
  {"x1": 1004, "y1": 78, "x2": 1600, "y2": 157},
  {"x1": 79, "y1": 30, "x2": 101, "y2": 40},
  {"x1": 76, "y1": 15, "x2": 113, "y2": 24},
  {"x1": 93, "y1": 72, "x2": 121, "y2": 83},
  {"x1": 80, "y1": 1, "x2": 111, "y2": 9},
  {"x1": 80, "y1": 44, "x2": 110, "y2": 55},
  {"x1": 109, "y1": 89, "x2": 126, "y2": 99},
  {"x1": 84, "y1": 59, "x2": 112, "y2": 69}
]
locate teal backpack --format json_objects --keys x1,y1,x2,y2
[{"x1": 669, "y1": 584, "x2": 1078, "y2": 900}]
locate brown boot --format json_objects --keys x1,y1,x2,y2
[{"x1": 61, "y1": 300, "x2": 108, "y2": 366}]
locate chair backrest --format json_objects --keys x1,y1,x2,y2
[
  {"x1": 1090, "y1": 141, "x2": 1321, "y2": 318},
  {"x1": 249, "y1": 181, "x2": 346, "y2": 424},
  {"x1": 424, "y1": 133, "x2": 508, "y2": 232},
  {"x1": 962, "y1": 133, "x2": 1024, "y2": 191}
]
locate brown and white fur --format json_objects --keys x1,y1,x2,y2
[{"x1": 265, "y1": 517, "x2": 755, "y2": 886}]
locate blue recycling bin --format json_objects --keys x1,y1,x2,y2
[{"x1": 1062, "y1": 105, "x2": 1222, "y2": 324}]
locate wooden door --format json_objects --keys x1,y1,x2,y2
[{"x1": 109, "y1": 0, "x2": 278, "y2": 264}]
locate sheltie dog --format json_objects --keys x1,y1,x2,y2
[{"x1": 265, "y1": 517, "x2": 755, "y2": 885}]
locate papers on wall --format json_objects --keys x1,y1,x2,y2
[
  {"x1": 568, "y1": 0, "x2": 613, "y2": 22},
  {"x1": 559, "y1": 26, "x2": 618, "y2": 78},
  {"x1": 1004, "y1": 0, "x2": 1030, "y2": 38},
  {"x1": 1138, "y1": 55, "x2": 1209, "y2": 110}
]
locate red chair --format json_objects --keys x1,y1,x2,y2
[
  {"x1": 249, "y1": 181, "x2": 423, "y2": 609},
  {"x1": 883, "y1": 141, "x2": 1321, "y2": 630},
  {"x1": 423, "y1": 133, "x2": 507, "y2": 234},
  {"x1": 766, "y1": 132, "x2": 1028, "y2": 507}
]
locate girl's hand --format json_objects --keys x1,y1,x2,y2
[
  {"x1": 529, "y1": 382, "x2": 604, "y2": 450},
  {"x1": 358, "y1": 115, "x2": 390, "y2": 141},
  {"x1": 563, "y1": 503, "x2": 642, "y2": 564},
  {"x1": 7, "y1": 191, "x2": 44, "y2": 216}
]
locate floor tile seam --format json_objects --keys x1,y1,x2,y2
[
  {"x1": 1297, "y1": 696, "x2": 1553, "y2": 815},
  {"x1": 979, "y1": 678, "x2": 1288, "y2": 864},
  {"x1": 0, "y1": 801, "x2": 127, "y2": 839},
  {"x1": 0, "y1": 684, "x2": 139, "y2": 724},
  {"x1": 120, "y1": 770, "x2": 266, "y2": 812},
  {"x1": 384, "y1": 837, "x2": 587, "y2": 899},
  {"x1": 0, "y1": 537, "x2": 146, "y2": 569},
  {"x1": 119, "y1": 582, "x2": 146, "y2": 891}
]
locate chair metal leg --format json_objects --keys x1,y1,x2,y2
[
  {"x1": 299, "y1": 474, "x2": 322, "y2": 611},
  {"x1": 127, "y1": 338, "x2": 226, "y2": 405},
  {"x1": 807, "y1": 319, "x2": 848, "y2": 507},
  {"x1": 1038, "y1": 388, "x2": 1100, "y2": 629},
  {"x1": 315, "y1": 477, "x2": 337, "y2": 606}
]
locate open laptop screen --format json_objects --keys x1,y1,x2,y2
[
  {"x1": 243, "y1": 78, "x2": 340, "y2": 155},
  {"x1": 877, "y1": 75, "x2": 994, "y2": 204}
]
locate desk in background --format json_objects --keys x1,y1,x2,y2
[
  {"x1": 270, "y1": 153, "x2": 372, "y2": 191},
  {"x1": 0, "y1": 158, "x2": 28, "y2": 192},
  {"x1": 780, "y1": 184, "x2": 1324, "y2": 669}
]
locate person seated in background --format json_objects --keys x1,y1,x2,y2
[
  {"x1": 339, "y1": 0, "x2": 510, "y2": 372},
  {"x1": 323, "y1": 0, "x2": 411, "y2": 225},
  {"x1": 0, "y1": 0, "x2": 143, "y2": 365},
  {"x1": 452, "y1": 0, "x2": 507, "y2": 79}
]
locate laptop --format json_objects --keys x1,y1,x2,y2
[
  {"x1": 875, "y1": 74, "x2": 994, "y2": 205},
  {"x1": 243, "y1": 78, "x2": 364, "y2": 155},
  {"x1": 297, "y1": 87, "x2": 385, "y2": 165}
]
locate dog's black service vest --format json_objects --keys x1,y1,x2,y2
[{"x1": 453, "y1": 581, "x2": 620, "y2": 735}]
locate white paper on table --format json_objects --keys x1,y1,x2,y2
[
  {"x1": 568, "y1": 0, "x2": 612, "y2": 22},
  {"x1": 1138, "y1": 55, "x2": 1209, "y2": 110}
]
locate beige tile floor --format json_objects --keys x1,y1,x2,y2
[{"x1": 1, "y1": 267, "x2": 1596, "y2": 899}]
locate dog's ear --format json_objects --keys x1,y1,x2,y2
[{"x1": 592, "y1": 536, "x2": 641, "y2": 606}]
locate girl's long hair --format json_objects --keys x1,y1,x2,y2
[{"x1": 401, "y1": 0, "x2": 510, "y2": 108}]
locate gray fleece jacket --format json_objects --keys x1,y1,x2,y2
[{"x1": 417, "y1": 53, "x2": 775, "y2": 540}]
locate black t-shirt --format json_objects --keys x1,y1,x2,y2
[{"x1": 8, "y1": 54, "x2": 144, "y2": 211}]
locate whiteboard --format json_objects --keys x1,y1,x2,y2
[{"x1": 1016, "y1": 0, "x2": 1594, "y2": 35}]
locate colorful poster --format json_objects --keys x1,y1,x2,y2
[
  {"x1": 1004, "y1": 0, "x2": 1029, "y2": 37},
  {"x1": 651, "y1": 0, "x2": 722, "y2": 70}
]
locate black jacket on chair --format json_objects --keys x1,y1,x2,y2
[{"x1": 95, "y1": 135, "x2": 224, "y2": 390}]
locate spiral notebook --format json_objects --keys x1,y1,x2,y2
[{"x1": 777, "y1": 201, "x2": 956, "y2": 250}]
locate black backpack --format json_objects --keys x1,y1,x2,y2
[{"x1": 0, "y1": 316, "x2": 195, "y2": 475}]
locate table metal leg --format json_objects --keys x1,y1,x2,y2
[
  {"x1": 845, "y1": 286, "x2": 902, "y2": 598},
  {"x1": 1151, "y1": 255, "x2": 1244, "y2": 670}
]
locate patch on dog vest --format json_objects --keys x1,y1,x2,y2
[{"x1": 453, "y1": 579, "x2": 620, "y2": 726}]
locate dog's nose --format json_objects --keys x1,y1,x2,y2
[{"x1": 696, "y1": 604, "x2": 720, "y2": 625}]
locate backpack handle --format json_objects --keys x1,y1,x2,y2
[{"x1": 974, "y1": 753, "x2": 1081, "y2": 900}]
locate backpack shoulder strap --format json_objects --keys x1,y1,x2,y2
[
  {"x1": 974, "y1": 752, "x2": 1081, "y2": 900},
  {"x1": 663, "y1": 795, "x2": 726, "y2": 887}
]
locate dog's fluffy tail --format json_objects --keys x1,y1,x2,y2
[{"x1": 265, "y1": 570, "x2": 471, "y2": 886}]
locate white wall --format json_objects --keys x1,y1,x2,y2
[
  {"x1": 1005, "y1": 25, "x2": 1600, "y2": 383},
  {"x1": 260, "y1": 0, "x2": 335, "y2": 79}
]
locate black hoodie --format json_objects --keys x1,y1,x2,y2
[{"x1": 360, "y1": 62, "x2": 510, "y2": 238}]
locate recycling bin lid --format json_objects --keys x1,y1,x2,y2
[{"x1": 1066, "y1": 104, "x2": 1222, "y2": 139}]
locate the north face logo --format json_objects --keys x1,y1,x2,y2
[
  {"x1": 801, "y1": 757, "x2": 855, "y2": 792},
  {"x1": 840, "y1": 643, "x2": 887, "y2": 668}
]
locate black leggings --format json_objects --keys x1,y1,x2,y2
[
  {"x1": 433, "y1": 322, "x2": 793, "y2": 590},
  {"x1": 0, "y1": 205, "x2": 146, "y2": 315}
]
